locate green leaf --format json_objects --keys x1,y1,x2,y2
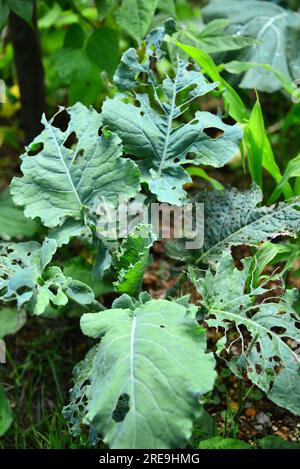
[
  {"x1": 63, "y1": 23, "x2": 85, "y2": 49},
  {"x1": 248, "y1": 241, "x2": 292, "y2": 289},
  {"x1": 0, "y1": 386, "x2": 13, "y2": 437},
  {"x1": 103, "y1": 37, "x2": 242, "y2": 204},
  {"x1": 0, "y1": 239, "x2": 95, "y2": 315},
  {"x1": 95, "y1": 0, "x2": 118, "y2": 20},
  {"x1": 244, "y1": 96, "x2": 265, "y2": 188},
  {"x1": 113, "y1": 224, "x2": 156, "y2": 297},
  {"x1": 0, "y1": 189, "x2": 40, "y2": 239},
  {"x1": 53, "y1": 48, "x2": 92, "y2": 83},
  {"x1": 167, "y1": 185, "x2": 300, "y2": 265},
  {"x1": 199, "y1": 18, "x2": 231, "y2": 38},
  {"x1": 9, "y1": 0, "x2": 33, "y2": 25},
  {"x1": 269, "y1": 153, "x2": 300, "y2": 203},
  {"x1": 63, "y1": 257, "x2": 113, "y2": 297},
  {"x1": 86, "y1": 27, "x2": 120, "y2": 79},
  {"x1": 196, "y1": 185, "x2": 300, "y2": 263},
  {"x1": 259, "y1": 435, "x2": 300, "y2": 449},
  {"x1": 115, "y1": 0, "x2": 159, "y2": 42},
  {"x1": 0, "y1": 0, "x2": 9, "y2": 30},
  {"x1": 191, "y1": 251, "x2": 300, "y2": 415},
  {"x1": 199, "y1": 436, "x2": 251, "y2": 449},
  {"x1": 261, "y1": 131, "x2": 293, "y2": 200},
  {"x1": 187, "y1": 167, "x2": 224, "y2": 190},
  {"x1": 176, "y1": 41, "x2": 249, "y2": 123},
  {"x1": 11, "y1": 103, "x2": 140, "y2": 228},
  {"x1": 65, "y1": 280, "x2": 95, "y2": 306},
  {"x1": 48, "y1": 219, "x2": 89, "y2": 248},
  {"x1": 0, "y1": 307, "x2": 26, "y2": 339},
  {"x1": 64, "y1": 298, "x2": 216, "y2": 449},
  {"x1": 69, "y1": 64, "x2": 104, "y2": 107},
  {"x1": 157, "y1": 0, "x2": 176, "y2": 17},
  {"x1": 189, "y1": 18, "x2": 258, "y2": 54},
  {"x1": 198, "y1": 36, "x2": 258, "y2": 54},
  {"x1": 203, "y1": 0, "x2": 300, "y2": 92},
  {"x1": 219, "y1": 60, "x2": 295, "y2": 95}
]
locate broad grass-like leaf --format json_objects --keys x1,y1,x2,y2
[
  {"x1": 0, "y1": 386, "x2": 13, "y2": 437},
  {"x1": 103, "y1": 29, "x2": 242, "y2": 205},
  {"x1": 11, "y1": 103, "x2": 140, "y2": 228},
  {"x1": 190, "y1": 251, "x2": 300, "y2": 415},
  {"x1": 167, "y1": 185, "x2": 300, "y2": 264},
  {"x1": 112, "y1": 224, "x2": 156, "y2": 297},
  {"x1": 176, "y1": 41, "x2": 249, "y2": 123},
  {"x1": 203, "y1": 0, "x2": 300, "y2": 92},
  {"x1": 269, "y1": 152, "x2": 300, "y2": 203},
  {"x1": 64, "y1": 295, "x2": 216, "y2": 449},
  {"x1": 0, "y1": 239, "x2": 94, "y2": 315}
]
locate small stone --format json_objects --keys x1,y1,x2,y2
[
  {"x1": 256, "y1": 411, "x2": 272, "y2": 428},
  {"x1": 254, "y1": 424, "x2": 263, "y2": 432}
]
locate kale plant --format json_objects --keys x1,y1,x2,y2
[{"x1": 1, "y1": 23, "x2": 300, "y2": 449}]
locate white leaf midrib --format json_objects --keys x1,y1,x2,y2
[
  {"x1": 46, "y1": 120, "x2": 82, "y2": 206},
  {"x1": 157, "y1": 61, "x2": 180, "y2": 177}
]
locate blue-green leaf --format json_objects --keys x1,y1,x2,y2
[
  {"x1": 11, "y1": 103, "x2": 140, "y2": 228},
  {"x1": 64, "y1": 297, "x2": 216, "y2": 449}
]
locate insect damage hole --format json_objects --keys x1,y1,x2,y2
[{"x1": 112, "y1": 393, "x2": 130, "y2": 422}]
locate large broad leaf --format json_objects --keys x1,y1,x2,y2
[
  {"x1": 203, "y1": 0, "x2": 300, "y2": 92},
  {"x1": 64, "y1": 294, "x2": 216, "y2": 449},
  {"x1": 115, "y1": 0, "x2": 158, "y2": 43},
  {"x1": 166, "y1": 185, "x2": 300, "y2": 264},
  {"x1": 102, "y1": 28, "x2": 242, "y2": 205},
  {"x1": 0, "y1": 386, "x2": 13, "y2": 437},
  {"x1": 112, "y1": 224, "x2": 156, "y2": 297},
  {"x1": 86, "y1": 27, "x2": 120, "y2": 79},
  {"x1": 11, "y1": 103, "x2": 140, "y2": 228},
  {"x1": 177, "y1": 18, "x2": 258, "y2": 54},
  {"x1": 53, "y1": 48, "x2": 92, "y2": 84},
  {"x1": 0, "y1": 239, "x2": 94, "y2": 315},
  {"x1": 190, "y1": 251, "x2": 300, "y2": 416}
]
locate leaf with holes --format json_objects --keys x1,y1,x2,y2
[
  {"x1": 166, "y1": 185, "x2": 300, "y2": 264},
  {"x1": 64, "y1": 296, "x2": 216, "y2": 449},
  {"x1": 0, "y1": 239, "x2": 94, "y2": 315},
  {"x1": 190, "y1": 251, "x2": 300, "y2": 415},
  {"x1": 102, "y1": 28, "x2": 242, "y2": 205},
  {"x1": 112, "y1": 224, "x2": 156, "y2": 297},
  {"x1": 11, "y1": 102, "x2": 140, "y2": 228}
]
